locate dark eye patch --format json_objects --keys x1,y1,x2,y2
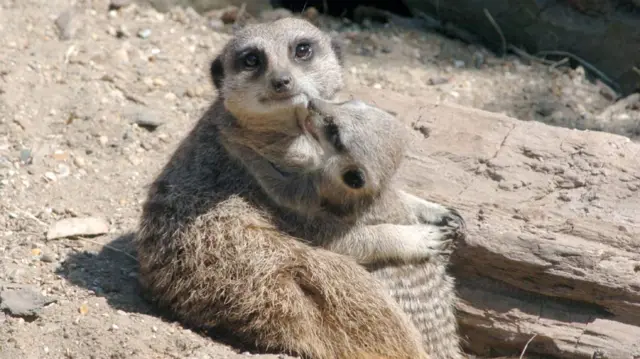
[
  {"x1": 323, "y1": 117, "x2": 346, "y2": 152},
  {"x1": 233, "y1": 47, "x2": 267, "y2": 77}
]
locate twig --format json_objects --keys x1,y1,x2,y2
[
  {"x1": 508, "y1": 44, "x2": 556, "y2": 66},
  {"x1": 549, "y1": 57, "x2": 570, "y2": 70},
  {"x1": 483, "y1": 8, "x2": 506, "y2": 57},
  {"x1": 9, "y1": 204, "x2": 48, "y2": 227},
  {"x1": 536, "y1": 50, "x2": 616, "y2": 90},
  {"x1": 520, "y1": 333, "x2": 537, "y2": 359},
  {"x1": 76, "y1": 236, "x2": 138, "y2": 262}
]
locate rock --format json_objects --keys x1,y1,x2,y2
[
  {"x1": 146, "y1": 0, "x2": 272, "y2": 16},
  {"x1": 40, "y1": 253, "x2": 56, "y2": 263},
  {"x1": 259, "y1": 8, "x2": 293, "y2": 22},
  {"x1": 220, "y1": 6, "x2": 240, "y2": 24},
  {"x1": 46, "y1": 217, "x2": 110, "y2": 240},
  {"x1": 207, "y1": 18, "x2": 224, "y2": 30},
  {"x1": 124, "y1": 106, "x2": 165, "y2": 131},
  {"x1": 302, "y1": 7, "x2": 318, "y2": 22},
  {"x1": 73, "y1": 156, "x2": 86, "y2": 168},
  {"x1": 345, "y1": 88, "x2": 640, "y2": 359},
  {"x1": 137, "y1": 29, "x2": 152, "y2": 39},
  {"x1": 109, "y1": 0, "x2": 132, "y2": 11},
  {"x1": 54, "y1": 8, "x2": 77, "y2": 41},
  {"x1": 19, "y1": 148, "x2": 32, "y2": 165},
  {"x1": 0, "y1": 287, "x2": 56, "y2": 319},
  {"x1": 427, "y1": 77, "x2": 449, "y2": 86},
  {"x1": 98, "y1": 135, "x2": 109, "y2": 146}
]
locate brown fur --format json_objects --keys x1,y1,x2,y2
[{"x1": 136, "y1": 18, "x2": 430, "y2": 359}]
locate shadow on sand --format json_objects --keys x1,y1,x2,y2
[{"x1": 54, "y1": 232, "x2": 263, "y2": 354}]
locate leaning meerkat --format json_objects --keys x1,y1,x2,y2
[
  {"x1": 233, "y1": 96, "x2": 464, "y2": 264},
  {"x1": 283, "y1": 98, "x2": 466, "y2": 359},
  {"x1": 136, "y1": 17, "x2": 431, "y2": 359}
]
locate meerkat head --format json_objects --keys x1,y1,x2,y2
[
  {"x1": 210, "y1": 18, "x2": 344, "y2": 133},
  {"x1": 295, "y1": 97, "x2": 409, "y2": 215}
]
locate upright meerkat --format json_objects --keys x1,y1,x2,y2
[
  {"x1": 136, "y1": 17, "x2": 432, "y2": 359},
  {"x1": 289, "y1": 98, "x2": 466, "y2": 359}
]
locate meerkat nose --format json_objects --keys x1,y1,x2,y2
[{"x1": 271, "y1": 72, "x2": 293, "y2": 92}]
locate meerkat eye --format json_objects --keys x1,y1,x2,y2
[
  {"x1": 243, "y1": 53, "x2": 260, "y2": 69},
  {"x1": 294, "y1": 43, "x2": 313, "y2": 60},
  {"x1": 342, "y1": 169, "x2": 366, "y2": 190}
]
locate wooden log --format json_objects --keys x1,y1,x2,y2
[
  {"x1": 343, "y1": 88, "x2": 640, "y2": 359},
  {"x1": 402, "y1": 0, "x2": 640, "y2": 96}
]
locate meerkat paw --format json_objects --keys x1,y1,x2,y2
[
  {"x1": 416, "y1": 204, "x2": 466, "y2": 233},
  {"x1": 400, "y1": 191, "x2": 467, "y2": 237},
  {"x1": 432, "y1": 206, "x2": 466, "y2": 235},
  {"x1": 411, "y1": 224, "x2": 457, "y2": 258}
]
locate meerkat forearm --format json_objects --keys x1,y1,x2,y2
[{"x1": 325, "y1": 223, "x2": 452, "y2": 265}]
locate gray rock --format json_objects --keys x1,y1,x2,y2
[
  {"x1": 46, "y1": 217, "x2": 110, "y2": 240},
  {"x1": 125, "y1": 106, "x2": 165, "y2": 131},
  {"x1": 54, "y1": 8, "x2": 77, "y2": 41},
  {"x1": 0, "y1": 287, "x2": 56, "y2": 318},
  {"x1": 109, "y1": 0, "x2": 132, "y2": 10}
]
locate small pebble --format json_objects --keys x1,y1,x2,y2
[
  {"x1": 428, "y1": 77, "x2": 449, "y2": 86},
  {"x1": 19, "y1": 149, "x2": 33, "y2": 165},
  {"x1": 472, "y1": 52, "x2": 485, "y2": 68},
  {"x1": 109, "y1": 0, "x2": 132, "y2": 10},
  {"x1": 55, "y1": 8, "x2": 77, "y2": 40},
  {"x1": 137, "y1": 29, "x2": 151, "y2": 39},
  {"x1": 221, "y1": 7, "x2": 239, "y2": 24},
  {"x1": 40, "y1": 253, "x2": 55, "y2": 263},
  {"x1": 73, "y1": 156, "x2": 86, "y2": 168},
  {"x1": 57, "y1": 164, "x2": 71, "y2": 178},
  {"x1": 44, "y1": 172, "x2": 57, "y2": 182},
  {"x1": 208, "y1": 19, "x2": 224, "y2": 30}
]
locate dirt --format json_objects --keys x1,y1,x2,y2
[{"x1": 0, "y1": 0, "x2": 637, "y2": 358}]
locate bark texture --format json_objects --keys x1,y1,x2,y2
[{"x1": 347, "y1": 88, "x2": 640, "y2": 359}]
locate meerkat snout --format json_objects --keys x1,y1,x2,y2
[
  {"x1": 342, "y1": 168, "x2": 366, "y2": 189},
  {"x1": 271, "y1": 71, "x2": 293, "y2": 93}
]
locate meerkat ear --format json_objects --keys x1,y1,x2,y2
[
  {"x1": 210, "y1": 56, "x2": 224, "y2": 90},
  {"x1": 330, "y1": 37, "x2": 344, "y2": 65}
]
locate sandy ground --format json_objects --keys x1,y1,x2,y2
[{"x1": 0, "y1": 0, "x2": 637, "y2": 358}]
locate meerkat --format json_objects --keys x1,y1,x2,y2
[
  {"x1": 231, "y1": 96, "x2": 464, "y2": 264},
  {"x1": 220, "y1": 88, "x2": 468, "y2": 359},
  {"x1": 285, "y1": 97, "x2": 466, "y2": 359},
  {"x1": 136, "y1": 17, "x2": 432, "y2": 359}
]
